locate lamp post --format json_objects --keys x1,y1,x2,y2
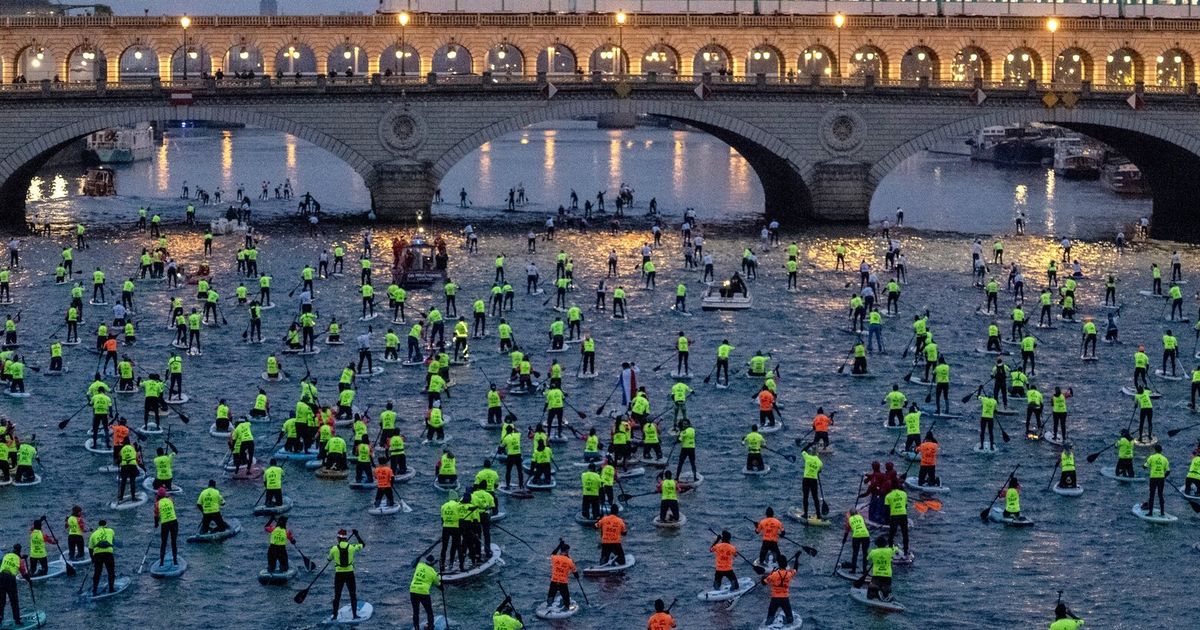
[
  {"x1": 615, "y1": 11, "x2": 627, "y2": 75},
  {"x1": 833, "y1": 13, "x2": 845, "y2": 79},
  {"x1": 1046, "y1": 17, "x2": 1058, "y2": 85},
  {"x1": 398, "y1": 12, "x2": 409, "y2": 76},
  {"x1": 180, "y1": 15, "x2": 191, "y2": 81}
]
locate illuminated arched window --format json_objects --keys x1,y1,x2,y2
[
  {"x1": 486, "y1": 43, "x2": 524, "y2": 75},
  {"x1": 223, "y1": 44, "x2": 263, "y2": 75},
  {"x1": 68, "y1": 46, "x2": 106, "y2": 82},
  {"x1": 1156, "y1": 48, "x2": 1193, "y2": 88},
  {"x1": 1003, "y1": 47, "x2": 1039, "y2": 84},
  {"x1": 1054, "y1": 47, "x2": 1091, "y2": 85},
  {"x1": 693, "y1": 44, "x2": 730, "y2": 75},
  {"x1": 589, "y1": 44, "x2": 627, "y2": 75},
  {"x1": 952, "y1": 46, "x2": 988, "y2": 83},
  {"x1": 433, "y1": 43, "x2": 473, "y2": 75},
  {"x1": 642, "y1": 44, "x2": 678, "y2": 75},
  {"x1": 119, "y1": 44, "x2": 159, "y2": 82},
  {"x1": 900, "y1": 46, "x2": 937, "y2": 81},
  {"x1": 1105, "y1": 47, "x2": 1141, "y2": 86},
  {"x1": 798, "y1": 45, "x2": 834, "y2": 78},
  {"x1": 274, "y1": 43, "x2": 316, "y2": 75},
  {"x1": 537, "y1": 44, "x2": 576, "y2": 74},
  {"x1": 849, "y1": 45, "x2": 885, "y2": 79},
  {"x1": 746, "y1": 44, "x2": 783, "y2": 77},
  {"x1": 327, "y1": 44, "x2": 368, "y2": 76}
]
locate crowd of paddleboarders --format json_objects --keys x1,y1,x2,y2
[{"x1": 0, "y1": 203, "x2": 1188, "y2": 629}]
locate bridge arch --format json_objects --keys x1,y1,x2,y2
[
  {"x1": 536, "y1": 42, "x2": 577, "y2": 75},
  {"x1": 15, "y1": 44, "x2": 57, "y2": 82},
  {"x1": 66, "y1": 44, "x2": 106, "y2": 83},
  {"x1": 0, "y1": 106, "x2": 375, "y2": 225},
  {"x1": 871, "y1": 110, "x2": 1200, "y2": 240},
  {"x1": 430, "y1": 100, "x2": 814, "y2": 224}
]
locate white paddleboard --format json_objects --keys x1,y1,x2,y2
[{"x1": 697, "y1": 576, "x2": 754, "y2": 602}]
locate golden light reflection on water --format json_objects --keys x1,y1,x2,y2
[
  {"x1": 543, "y1": 130, "x2": 556, "y2": 189},
  {"x1": 671, "y1": 135, "x2": 685, "y2": 197},
  {"x1": 1043, "y1": 170, "x2": 1056, "y2": 235},
  {"x1": 478, "y1": 142, "x2": 492, "y2": 191},
  {"x1": 221, "y1": 131, "x2": 234, "y2": 184},
  {"x1": 155, "y1": 137, "x2": 170, "y2": 193},
  {"x1": 608, "y1": 134, "x2": 622, "y2": 187},
  {"x1": 26, "y1": 176, "x2": 44, "y2": 202},
  {"x1": 729, "y1": 146, "x2": 750, "y2": 200}
]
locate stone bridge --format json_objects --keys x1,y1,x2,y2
[{"x1": 2, "y1": 76, "x2": 1200, "y2": 238}]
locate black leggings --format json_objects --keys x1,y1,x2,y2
[
  {"x1": 411, "y1": 593, "x2": 434, "y2": 629},
  {"x1": 713, "y1": 569, "x2": 738, "y2": 590},
  {"x1": 547, "y1": 582, "x2": 571, "y2": 608},
  {"x1": 159, "y1": 520, "x2": 178, "y2": 563},
  {"x1": 333, "y1": 572, "x2": 358, "y2": 617},
  {"x1": 766, "y1": 597, "x2": 794, "y2": 624}
]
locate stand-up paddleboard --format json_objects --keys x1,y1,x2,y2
[
  {"x1": 83, "y1": 438, "x2": 111, "y2": 454},
  {"x1": 697, "y1": 577, "x2": 754, "y2": 602},
  {"x1": 11, "y1": 474, "x2": 41, "y2": 487},
  {"x1": 433, "y1": 480, "x2": 462, "y2": 493},
  {"x1": 209, "y1": 424, "x2": 231, "y2": 438},
  {"x1": 742, "y1": 464, "x2": 771, "y2": 476},
  {"x1": 975, "y1": 346, "x2": 1010, "y2": 356},
  {"x1": 759, "y1": 611, "x2": 804, "y2": 629},
  {"x1": 849, "y1": 586, "x2": 906, "y2": 612},
  {"x1": 1120, "y1": 386, "x2": 1162, "y2": 398},
  {"x1": 973, "y1": 443, "x2": 999, "y2": 454},
  {"x1": 316, "y1": 467, "x2": 350, "y2": 480},
  {"x1": 149, "y1": 557, "x2": 188, "y2": 578},
  {"x1": 759, "y1": 422, "x2": 783, "y2": 434},
  {"x1": 678, "y1": 471, "x2": 705, "y2": 487},
  {"x1": 81, "y1": 576, "x2": 131, "y2": 601},
  {"x1": 0, "y1": 611, "x2": 45, "y2": 629},
  {"x1": 1132, "y1": 502, "x2": 1178, "y2": 524},
  {"x1": 367, "y1": 502, "x2": 405, "y2": 515},
  {"x1": 582, "y1": 553, "x2": 636, "y2": 576},
  {"x1": 322, "y1": 602, "x2": 374, "y2": 625},
  {"x1": 786, "y1": 507, "x2": 831, "y2": 526},
  {"x1": 165, "y1": 394, "x2": 189, "y2": 404},
  {"x1": 526, "y1": 476, "x2": 557, "y2": 491},
  {"x1": 253, "y1": 496, "x2": 294, "y2": 516},
  {"x1": 904, "y1": 477, "x2": 950, "y2": 493},
  {"x1": 1134, "y1": 436, "x2": 1160, "y2": 447},
  {"x1": 535, "y1": 596, "x2": 581, "y2": 619},
  {"x1": 273, "y1": 447, "x2": 318, "y2": 462},
  {"x1": 186, "y1": 519, "x2": 242, "y2": 543},
  {"x1": 988, "y1": 506, "x2": 1034, "y2": 527},
  {"x1": 26, "y1": 558, "x2": 66, "y2": 582},
  {"x1": 441, "y1": 544, "x2": 503, "y2": 583},
  {"x1": 1052, "y1": 483, "x2": 1084, "y2": 497},
  {"x1": 261, "y1": 372, "x2": 286, "y2": 383},
  {"x1": 1100, "y1": 467, "x2": 1147, "y2": 482},
  {"x1": 258, "y1": 567, "x2": 298, "y2": 584},
  {"x1": 883, "y1": 420, "x2": 903, "y2": 430},
  {"x1": 1154, "y1": 369, "x2": 1184, "y2": 381},
  {"x1": 60, "y1": 552, "x2": 90, "y2": 569},
  {"x1": 141, "y1": 477, "x2": 183, "y2": 494},
  {"x1": 639, "y1": 455, "x2": 669, "y2": 467},
  {"x1": 358, "y1": 366, "x2": 385, "y2": 378},
  {"x1": 108, "y1": 492, "x2": 147, "y2": 511},
  {"x1": 652, "y1": 514, "x2": 687, "y2": 528}
]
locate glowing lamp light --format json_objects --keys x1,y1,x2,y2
[
  {"x1": 616, "y1": 11, "x2": 627, "y2": 25},
  {"x1": 240, "y1": 48, "x2": 249, "y2": 60},
  {"x1": 1072, "y1": 54, "x2": 1080, "y2": 62},
  {"x1": 134, "y1": 50, "x2": 144, "y2": 60},
  {"x1": 1046, "y1": 17, "x2": 1058, "y2": 34},
  {"x1": 752, "y1": 51, "x2": 763, "y2": 60},
  {"x1": 814, "y1": 51, "x2": 823, "y2": 60},
  {"x1": 1107, "y1": 55, "x2": 1114, "y2": 62},
  {"x1": 447, "y1": 48, "x2": 457, "y2": 60},
  {"x1": 35, "y1": 50, "x2": 44, "y2": 60},
  {"x1": 1007, "y1": 53, "x2": 1015, "y2": 62},
  {"x1": 762, "y1": 51, "x2": 770, "y2": 60},
  {"x1": 833, "y1": 13, "x2": 845, "y2": 28},
  {"x1": 917, "y1": 52, "x2": 926, "y2": 61},
  {"x1": 343, "y1": 49, "x2": 352, "y2": 59},
  {"x1": 1176, "y1": 55, "x2": 1184, "y2": 63},
  {"x1": 30, "y1": 58, "x2": 40, "y2": 68},
  {"x1": 702, "y1": 52, "x2": 711, "y2": 62},
  {"x1": 866, "y1": 52, "x2": 875, "y2": 60},
  {"x1": 180, "y1": 16, "x2": 191, "y2": 29},
  {"x1": 291, "y1": 51, "x2": 300, "y2": 59},
  {"x1": 188, "y1": 50, "x2": 198, "y2": 60},
  {"x1": 497, "y1": 49, "x2": 506, "y2": 60},
  {"x1": 1021, "y1": 53, "x2": 1030, "y2": 62},
  {"x1": 855, "y1": 52, "x2": 864, "y2": 61},
  {"x1": 969, "y1": 53, "x2": 978, "y2": 62},
  {"x1": 1124, "y1": 55, "x2": 1132, "y2": 63},
  {"x1": 398, "y1": 12, "x2": 410, "y2": 27},
  {"x1": 1157, "y1": 55, "x2": 1164, "y2": 63}
]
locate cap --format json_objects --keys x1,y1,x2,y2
[{"x1": 337, "y1": 529, "x2": 348, "y2": 538}]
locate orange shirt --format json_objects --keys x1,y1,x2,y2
[
  {"x1": 104, "y1": 338, "x2": 118, "y2": 353},
  {"x1": 812, "y1": 414, "x2": 831, "y2": 432},
  {"x1": 112, "y1": 424, "x2": 129, "y2": 447},
  {"x1": 916, "y1": 441, "x2": 939, "y2": 466},
  {"x1": 647, "y1": 612, "x2": 676, "y2": 630},
  {"x1": 756, "y1": 516, "x2": 782, "y2": 542},
  {"x1": 758, "y1": 390, "x2": 775, "y2": 412},
  {"x1": 596, "y1": 514, "x2": 626, "y2": 544},
  {"x1": 765, "y1": 568, "x2": 796, "y2": 598},
  {"x1": 373, "y1": 465, "x2": 393, "y2": 489},
  {"x1": 550, "y1": 554, "x2": 576, "y2": 584},
  {"x1": 710, "y1": 541, "x2": 736, "y2": 571}
]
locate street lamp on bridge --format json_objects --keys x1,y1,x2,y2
[
  {"x1": 615, "y1": 11, "x2": 627, "y2": 75},
  {"x1": 833, "y1": 13, "x2": 845, "y2": 79},
  {"x1": 1046, "y1": 17, "x2": 1059, "y2": 85},
  {"x1": 398, "y1": 11, "x2": 410, "y2": 76},
  {"x1": 180, "y1": 15, "x2": 191, "y2": 81}
]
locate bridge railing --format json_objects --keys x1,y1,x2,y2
[{"x1": 0, "y1": 73, "x2": 1189, "y2": 98}]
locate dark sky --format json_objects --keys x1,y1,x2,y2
[{"x1": 102, "y1": 0, "x2": 379, "y2": 14}]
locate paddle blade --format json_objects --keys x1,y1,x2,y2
[
  {"x1": 1001, "y1": 430, "x2": 1010, "y2": 443},
  {"x1": 837, "y1": 364, "x2": 846, "y2": 374},
  {"x1": 960, "y1": 393, "x2": 973, "y2": 403},
  {"x1": 979, "y1": 508, "x2": 991, "y2": 522},
  {"x1": 924, "y1": 393, "x2": 933, "y2": 403},
  {"x1": 306, "y1": 558, "x2": 317, "y2": 571},
  {"x1": 65, "y1": 563, "x2": 76, "y2": 577},
  {"x1": 1085, "y1": 453, "x2": 1101, "y2": 464},
  {"x1": 1168, "y1": 428, "x2": 1187, "y2": 437},
  {"x1": 293, "y1": 588, "x2": 310, "y2": 604},
  {"x1": 914, "y1": 503, "x2": 928, "y2": 513},
  {"x1": 576, "y1": 410, "x2": 586, "y2": 420},
  {"x1": 752, "y1": 565, "x2": 765, "y2": 575},
  {"x1": 800, "y1": 545, "x2": 818, "y2": 557},
  {"x1": 57, "y1": 419, "x2": 70, "y2": 430}
]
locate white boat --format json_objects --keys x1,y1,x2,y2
[
  {"x1": 1051, "y1": 137, "x2": 1101, "y2": 180},
  {"x1": 701, "y1": 284, "x2": 751, "y2": 311},
  {"x1": 86, "y1": 123, "x2": 154, "y2": 164}
]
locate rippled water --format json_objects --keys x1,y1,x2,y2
[{"x1": 2, "y1": 219, "x2": 1199, "y2": 629}]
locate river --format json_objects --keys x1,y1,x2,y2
[{"x1": 1, "y1": 122, "x2": 1189, "y2": 630}]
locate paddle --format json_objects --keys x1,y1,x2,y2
[
  {"x1": 573, "y1": 572, "x2": 593, "y2": 608},
  {"x1": 922, "y1": 377, "x2": 935, "y2": 404},
  {"x1": 491, "y1": 522, "x2": 537, "y2": 553},
  {"x1": 56, "y1": 400, "x2": 91, "y2": 430},
  {"x1": 39, "y1": 516, "x2": 76, "y2": 577},
  {"x1": 961, "y1": 383, "x2": 985, "y2": 404},
  {"x1": 702, "y1": 363, "x2": 717, "y2": 385},
  {"x1": 135, "y1": 534, "x2": 155, "y2": 575},
  {"x1": 707, "y1": 527, "x2": 765, "y2": 575},
  {"x1": 899, "y1": 333, "x2": 916, "y2": 359},
  {"x1": 763, "y1": 446, "x2": 796, "y2": 464},
  {"x1": 1085, "y1": 439, "x2": 1117, "y2": 464},
  {"x1": 410, "y1": 539, "x2": 443, "y2": 568},
  {"x1": 739, "y1": 517, "x2": 818, "y2": 557},
  {"x1": 290, "y1": 539, "x2": 318, "y2": 571},
  {"x1": 563, "y1": 398, "x2": 587, "y2": 421},
  {"x1": 1044, "y1": 460, "x2": 1061, "y2": 492},
  {"x1": 993, "y1": 415, "x2": 1012, "y2": 443},
  {"x1": 979, "y1": 464, "x2": 1020, "y2": 523},
  {"x1": 1168, "y1": 422, "x2": 1200, "y2": 438},
  {"x1": 835, "y1": 343, "x2": 858, "y2": 374},
  {"x1": 651, "y1": 353, "x2": 673, "y2": 373},
  {"x1": 286, "y1": 280, "x2": 303, "y2": 299},
  {"x1": 293, "y1": 558, "x2": 332, "y2": 603},
  {"x1": 595, "y1": 380, "x2": 621, "y2": 415},
  {"x1": 830, "y1": 475, "x2": 866, "y2": 576},
  {"x1": 817, "y1": 475, "x2": 830, "y2": 517}
]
